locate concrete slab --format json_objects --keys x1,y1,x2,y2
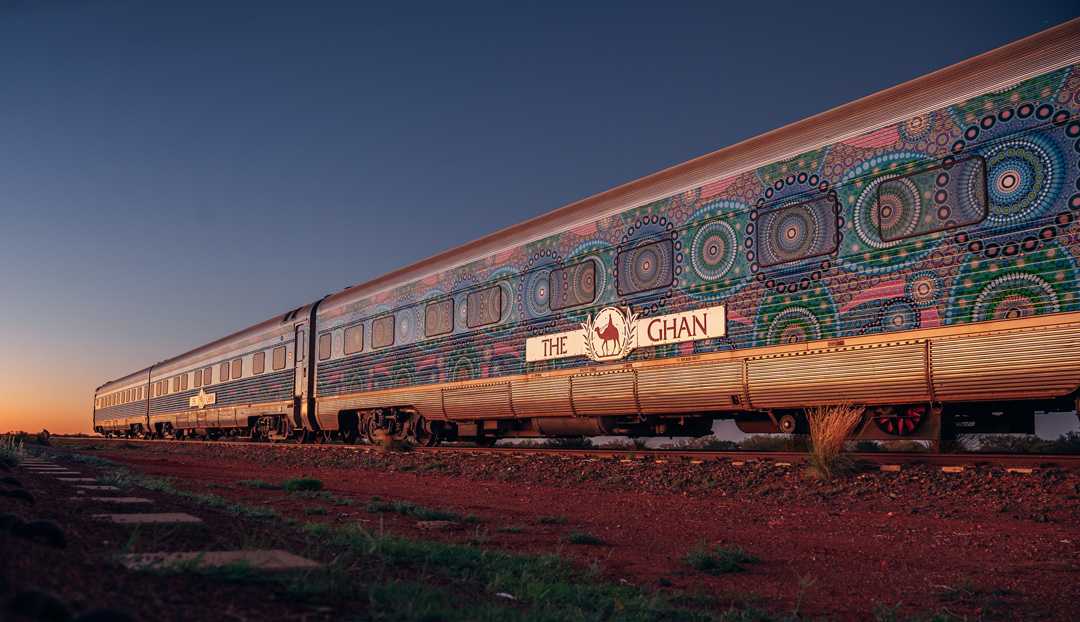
[
  {"x1": 72, "y1": 497, "x2": 153, "y2": 504},
  {"x1": 118, "y1": 550, "x2": 320, "y2": 572},
  {"x1": 57, "y1": 478, "x2": 97, "y2": 482},
  {"x1": 880, "y1": 464, "x2": 903, "y2": 473},
  {"x1": 941, "y1": 466, "x2": 965, "y2": 474},
  {"x1": 93, "y1": 513, "x2": 203, "y2": 525},
  {"x1": 75, "y1": 485, "x2": 120, "y2": 491}
]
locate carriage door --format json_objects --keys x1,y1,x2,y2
[{"x1": 293, "y1": 323, "x2": 307, "y2": 429}]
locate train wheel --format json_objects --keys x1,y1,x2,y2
[
  {"x1": 411, "y1": 418, "x2": 440, "y2": 447},
  {"x1": 874, "y1": 405, "x2": 925, "y2": 436},
  {"x1": 777, "y1": 414, "x2": 798, "y2": 434}
]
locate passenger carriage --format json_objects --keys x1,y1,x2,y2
[{"x1": 95, "y1": 20, "x2": 1080, "y2": 445}]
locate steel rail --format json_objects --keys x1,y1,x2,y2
[{"x1": 52, "y1": 436, "x2": 1080, "y2": 469}]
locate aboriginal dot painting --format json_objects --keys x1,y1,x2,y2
[
  {"x1": 315, "y1": 64, "x2": 1080, "y2": 398},
  {"x1": 551, "y1": 260, "x2": 596, "y2": 310}
]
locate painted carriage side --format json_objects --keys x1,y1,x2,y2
[
  {"x1": 310, "y1": 37, "x2": 1080, "y2": 437},
  {"x1": 92, "y1": 20, "x2": 1080, "y2": 441}
]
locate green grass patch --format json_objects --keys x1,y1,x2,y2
[
  {"x1": 496, "y1": 525, "x2": 524, "y2": 534},
  {"x1": 684, "y1": 544, "x2": 758, "y2": 575},
  {"x1": 298, "y1": 522, "x2": 725, "y2": 621},
  {"x1": 282, "y1": 477, "x2": 323, "y2": 492},
  {"x1": 304, "y1": 507, "x2": 328, "y2": 516},
  {"x1": 566, "y1": 531, "x2": 605, "y2": 545},
  {"x1": 366, "y1": 499, "x2": 463, "y2": 522}
]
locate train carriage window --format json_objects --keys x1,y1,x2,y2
[
  {"x1": 466, "y1": 286, "x2": 502, "y2": 328},
  {"x1": 272, "y1": 346, "x2": 286, "y2": 370},
  {"x1": 231, "y1": 358, "x2": 242, "y2": 380},
  {"x1": 616, "y1": 238, "x2": 675, "y2": 295},
  {"x1": 171, "y1": 377, "x2": 179, "y2": 393},
  {"x1": 425, "y1": 300, "x2": 454, "y2": 337},
  {"x1": 550, "y1": 260, "x2": 596, "y2": 310},
  {"x1": 253, "y1": 351, "x2": 265, "y2": 375},
  {"x1": 203, "y1": 367, "x2": 212, "y2": 385},
  {"x1": 754, "y1": 195, "x2": 839, "y2": 268},
  {"x1": 372, "y1": 315, "x2": 395, "y2": 349},
  {"x1": 220, "y1": 362, "x2": 230, "y2": 382},
  {"x1": 876, "y1": 155, "x2": 987, "y2": 242},
  {"x1": 194, "y1": 368, "x2": 202, "y2": 388},
  {"x1": 344, "y1": 325, "x2": 364, "y2": 355},
  {"x1": 318, "y1": 332, "x2": 332, "y2": 360},
  {"x1": 180, "y1": 374, "x2": 188, "y2": 391}
]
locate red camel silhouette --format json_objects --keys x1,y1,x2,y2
[{"x1": 594, "y1": 315, "x2": 620, "y2": 356}]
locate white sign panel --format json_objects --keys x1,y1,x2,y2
[{"x1": 526, "y1": 305, "x2": 725, "y2": 363}]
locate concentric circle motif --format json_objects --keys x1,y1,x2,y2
[
  {"x1": 905, "y1": 271, "x2": 943, "y2": 309},
  {"x1": 568, "y1": 260, "x2": 597, "y2": 303},
  {"x1": 396, "y1": 308, "x2": 422, "y2": 345},
  {"x1": 690, "y1": 221, "x2": 737, "y2": 280},
  {"x1": 979, "y1": 135, "x2": 1063, "y2": 226},
  {"x1": 875, "y1": 176, "x2": 922, "y2": 242},
  {"x1": 761, "y1": 203, "x2": 824, "y2": 266},
  {"x1": 898, "y1": 112, "x2": 935, "y2": 142},
  {"x1": 880, "y1": 298, "x2": 920, "y2": 332},
  {"x1": 620, "y1": 242, "x2": 672, "y2": 292},
  {"x1": 765, "y1": 306, "x2": 822, "y2": 345},
  {"x1": 522, "y1": 270, "x2": 551, "y2": 319},
  {"x1": 971, "y1": 273, "x2": 1060, "y2": 322}
]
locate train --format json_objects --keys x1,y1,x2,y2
[{"x1": 94, "y1": 20, "x2": 1080, "y2": 446}]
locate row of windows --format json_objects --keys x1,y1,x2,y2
[
  {"x1": 153, "y1": 346, "x2": 289, "y2": 397},
  {"x1": 99, "y1": 346, "x2": 289, "y2": 407},
  {"x1": 317, "y1": 283, "x2": 515, "y2": 361},
  {"x1": 312, "y1": 157, "x2": 988, "y2": 361},
  {"x1": 97, "y1": 386, "x2": 144, "y2": 409},
  {"x1": 756, "y1": 155, "x2": 987, "y2": 266}
]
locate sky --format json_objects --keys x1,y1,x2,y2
[{"x1": 0, "y1": 1, "x2": 1077, "y2": 434}]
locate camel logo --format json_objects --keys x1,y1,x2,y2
[
  {"x1": 524, "y1": 304, "x2": 725, "y2": 363},
  {"x1": 581, "y1": 307, "x2": 638, "y2": 361},
  {"x1": 189, "y1": 388, "x2": 217, "y2": 409}
]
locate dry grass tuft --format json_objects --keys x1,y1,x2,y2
[{"x1": 806, "y1": 403, "x2": 864, "y2": 479}]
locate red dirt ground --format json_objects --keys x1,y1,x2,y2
[{"x1": 72, "y1": 441, "x2": 1080, "y2": 621}]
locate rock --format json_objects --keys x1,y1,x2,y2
[
  {"x1": 7, "y1": 589, "x2": 72, "y2": 622},
  {"x1": 13, "y1": 520, "x2": 67, "y2": 548}
]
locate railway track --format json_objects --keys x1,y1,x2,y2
[{"x1": 54, "y1": 436, "x2": 1080, "y2": 469}]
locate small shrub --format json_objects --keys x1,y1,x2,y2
[
  {"x1": 496, "y1": 525, "x2": 524, "y2": 534},
  {"x1": 684, "y1": 543, "x2": 758, "y2": 574},
  {"x1": 304, "y1": 507, "x2": 328, "y2": 516},
  {"x1": 282, "y1": 478, "x2": 323, "y2": 492},
  {"x1": 566, "y1": 531, "x2": 605, "y2": 545},
  {"x1": 537, "y1": 515, "x2": 567, "y2": 525},
  {"x1": 806, "y1": 404, "x2": 864, "y2": 479}
]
